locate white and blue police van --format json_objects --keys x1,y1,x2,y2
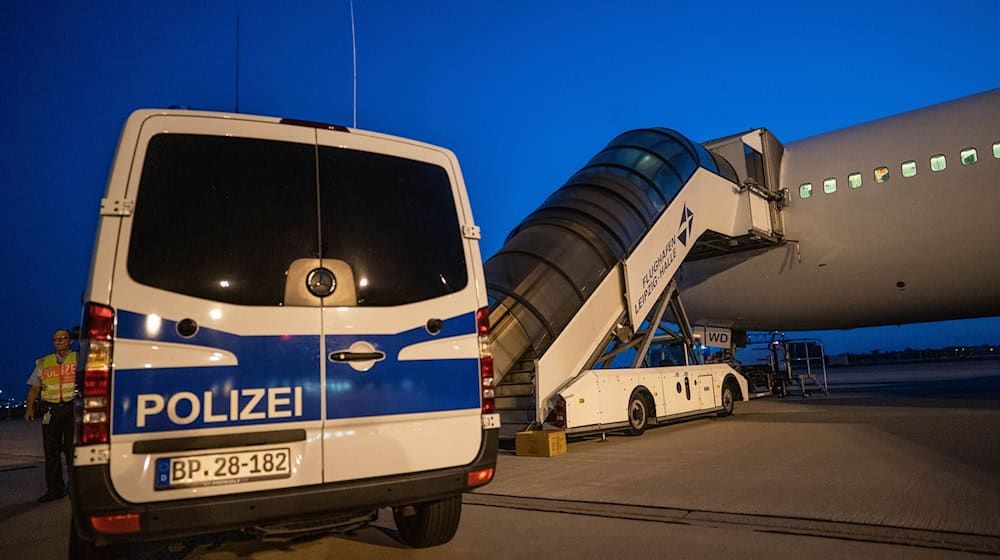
[{"x1": 70, "y1": 109, "x2": 500, "y2": 557}]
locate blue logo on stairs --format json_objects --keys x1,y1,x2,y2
[{"x1": 677, "y1": 204, "x2": 694, "y2": 246}]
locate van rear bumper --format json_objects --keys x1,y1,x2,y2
[{"x1": 71, "y1": 428, "x2": 498, "y2": 544}]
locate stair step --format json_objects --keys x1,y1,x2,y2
[
  {"x1": 500, "y1": 409, "x2": 536, "y2": 424},
  {"x1": 496, "y1": 383, "x2": 534, "y2": 397},
  {"x1": 503, "y1": 371, "x2": 533, "y2": 384},
  {"x1": 496, "y1": 395, "x2": 536, "y2": 410},
  {"x1": 499, "y1": 423, "x2": 532, "y2": 439}
]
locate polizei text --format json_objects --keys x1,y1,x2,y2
[{"x1": 136, "y1": 386, "x2": 304, "y2": 428}]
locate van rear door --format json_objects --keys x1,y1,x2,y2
[
  {"x1": 105, "y1": 114, "x2": 325, "y2": 503},
  {"x1": 314, "y1": 129, "x2": 485, "y2": 482}
]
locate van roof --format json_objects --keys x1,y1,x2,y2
[{"x1": 126, "y1": 109, "x2": 457, "y2": 157}]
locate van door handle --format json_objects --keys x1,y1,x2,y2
[{"x1": 329, "y1": 351, "x2": 385, "y2": 362}]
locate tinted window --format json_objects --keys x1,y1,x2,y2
[
  {"x1": 901, "y1": 160, "x2": 917, "y2": 177},
  {"x1": 744, "y1": 146, "x2": 765, "y2": 187},
  {"x1": 823, "y1": 178, "x2": 837, "y2": 194},
  {"x1": 799, "y1": 183, "x2": 813, "y2": 199},
  {"x1": 848, "y1": 172, "x2": 862, "y2": 189},
  {"x1": 317, "y1": 146, "x2": 467, "y2": 306},
  {"x1": 874, "y1": 166, "x2": 889, "y2": 184},
  {"x1": 129, "y1": 134, "x2": 318, "y2": 305},
  {"x1": 712, "y1": 151, "x2": 739, "y2": 184},
  {"x1": 930, "y1": 154, "x2": 947, "y2": 172},
  {"x1": 647, "y1": 341, "x2": 687, "y2": 367},
  {"x1": 961, "y1": 147, "x2": 978, "y2": 165}
]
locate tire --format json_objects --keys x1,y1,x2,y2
[
  {"x1": 718, "y1": 381, "x2": 736, "y2": 417},
  {"x1": 626, "y1": 391, "x2": 649, "y2": 436},
  {"x1": 393, "y1": 495, "x2": 462, "y2": 548}
]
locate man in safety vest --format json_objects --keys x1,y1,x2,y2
[{"x1": 25, "y1": 328, "x2": 77, "y2": 502}]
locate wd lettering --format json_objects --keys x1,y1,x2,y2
[
  {"x1": 696, "y1": 326, "x2": 733, "y2": 349},
  {"x1": 708, "y1": 331, "x2": 729, "y2": 344}
]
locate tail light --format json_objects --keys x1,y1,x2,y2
[
  {"x1": 466, "y1": 467, "x2": 494, "y2": 487},
  {"x1": 553, "y1": 396, "x2": 566, "y2": 429},
  {"x1": 77, "y1": 303, "x2": 114, "y2": 445},
  {"x1": 90, "y1": 513, "x2": 141, "y2": 534},
  {"x1": 476, "y1": 306, "x2": 495, "y2": 413}
]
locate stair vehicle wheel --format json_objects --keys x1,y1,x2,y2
[
  {"x1": 393, "y1": 495, "x2": 462, "y2": 548},
  {"x1": 627, "y1": 391, "x2": 649, "y2": 436},
  {"x1": 719, "y1": 381, "x2": 736, "y2": 417}
]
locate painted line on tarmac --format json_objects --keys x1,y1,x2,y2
[{"x1": 466, "y1": 493, "x2": 1000, "y2": 556}]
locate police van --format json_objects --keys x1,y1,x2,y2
[{"x1": 70, "y1": 109, "x2": 499, "y2": 556}]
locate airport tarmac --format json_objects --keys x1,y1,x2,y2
[{"x1": 1, "y1": 360, "x2": 998, "y2": 559}]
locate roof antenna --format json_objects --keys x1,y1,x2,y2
[
  {"x1": 235, "y1": 12, "x2": 241, "y2": 113},
  {"x1": 349, "y1": 0, "x2": 357, "y2": 128}
]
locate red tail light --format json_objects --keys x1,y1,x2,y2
[
  {"x1": 91, "y1": 513, "x2": 141, "y2": 534},
  {"x1": 78, "y1": 302, "x2": 114, "y2": 445},
  {"x1": 476, "y1": 307, "x2": 495, "y2": 414},
  {"x1": 466, "y1": 467, "x2": 494, "y2": 487},
  {"x1": 553, "y1": 396, "x2": 566, "y2": 429}
]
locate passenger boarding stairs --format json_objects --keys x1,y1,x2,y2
[
  {"x1": 487, "y1": 128, "x2": 787, "y2": 438},
  {"x1": 494, "y1": 355, "x2": 538, "y2": 438}
]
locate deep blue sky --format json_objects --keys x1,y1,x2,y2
[{"x1": 3, "y1": 1, "x2": 998, "y2": 394}]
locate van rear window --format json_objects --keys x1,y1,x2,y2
[
  {"x1": 128, "y1": 134, "x2": 467, "y2": 306},
  {"x1": 317, "y1": 144, "x2": 467, "y2": 306}
]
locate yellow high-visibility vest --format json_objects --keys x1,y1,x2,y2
[{"x1": 39, "y1": 352, "x2": 77, "y2": 403}]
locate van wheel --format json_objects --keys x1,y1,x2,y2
[
  {"x1": 718, "y1": 381, "x2": 736, "y2": 417},
  {"x1": 393, "y1": 495, "x2": 462, "y2": 548},
  {"x1": 627, "y1": 392, "x2": 649, "y2": 436}
]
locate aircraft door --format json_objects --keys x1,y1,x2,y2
[
  {"x1": 744, "y1": 129, "x2": 786, "y2": 238},
  {"x1": 743, "y1": 144, "x2": 775, "y2": 238}
]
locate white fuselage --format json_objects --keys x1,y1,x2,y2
[{"x1": 680, "y1": 89, "x2": 1000, "y2": 331}]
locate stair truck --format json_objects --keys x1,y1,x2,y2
[{"x1": 486, "y1": 128, "x2": 788, "y2": 438}]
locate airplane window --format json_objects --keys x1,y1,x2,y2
[
  {"x1": 848, "y1": 172, "x2": 862, "y2": 188},
  {"x1": 993, "y1": 142, "x2": 1000, "y2": 158},
  {"x1": 799, "y1": 183, "x2": 813, "y2": 199},
  {"x1": 960, "y1": 147, "x2": 978, "y2": 165},
  {"x1": 930, "y1": 154, "x2": 947, "y2": 172},
  {"x1": 823, "y1": 178, "x2": 836, "y2": 194},
  {"x1": 901, "y1": 161, "x2": 917, "y2": 177},
  {"x1": 874, "y1": 166, "x2": 889, "y2": 183}
]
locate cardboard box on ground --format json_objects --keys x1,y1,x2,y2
[{"x1": 515, "y1": 431, "x2": 567, "y2": 457}]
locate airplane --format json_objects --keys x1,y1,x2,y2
[
  {"x1": 679, "y1": 88, "x2": 1000, "y2": 335},
  {"x1": 484, "y1": 88, "x2": 999, "y2": 434}
]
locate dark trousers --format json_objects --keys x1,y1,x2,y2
[{"x1": 41, "y1": 402, "x2": 74, "y2": 495}]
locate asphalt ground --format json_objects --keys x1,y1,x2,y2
[{"x1": 1, "y1": 359, "x2": 998, "y2": 559}]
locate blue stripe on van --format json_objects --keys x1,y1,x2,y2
[
  {"x1": 110, "y1": 310, "x2": 478, "y2": 434},
  {"x1": 112, "y1": 311, "x2": 321, "y2": 434},
  {"x1": 325, "y1": 313, "x2": 480, "y2": 419}
]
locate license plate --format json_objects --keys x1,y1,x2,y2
[{"x1": 154, "y1": 448, "x2": 291, "y2": 490}]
